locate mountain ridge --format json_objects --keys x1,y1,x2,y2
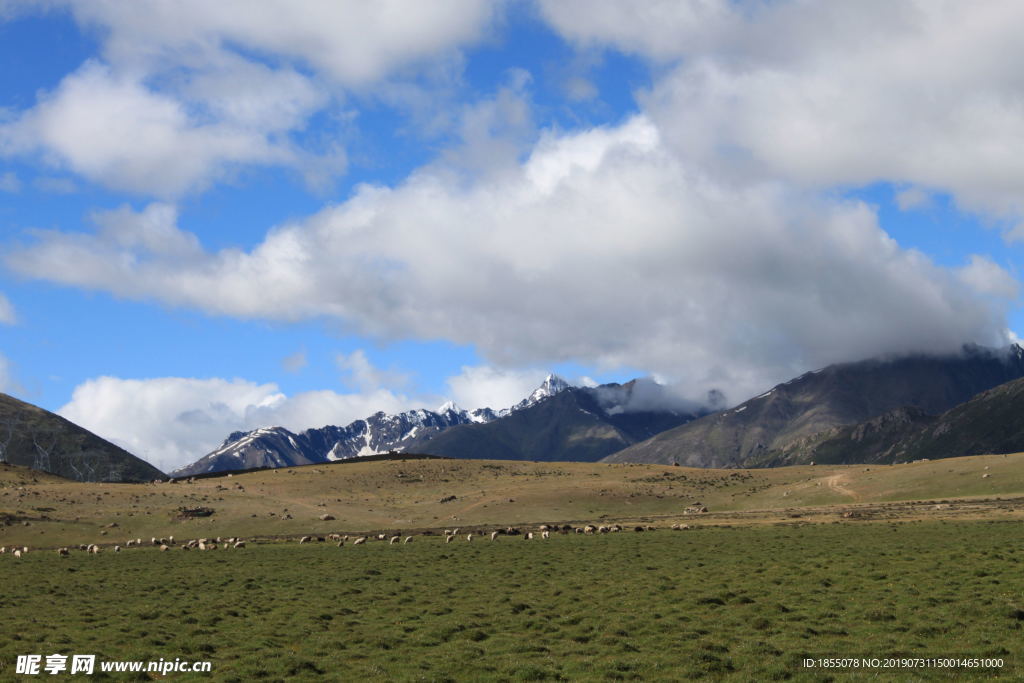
[
  {"x1": 173, "y1": 373, "x2": 580, "y2": 476},
  {"x1": 174, "y1": 374, "x2": 700, "y2": 476},
  {"x1": 0, "y1": 392, "x2": 165, "y2": 482},
  {"x1": 603, "y1": 344, "x2": 1024, "y2": 467},
  {"x1": 753, "y1": 372, "x2": 1024, "y2": 465}
]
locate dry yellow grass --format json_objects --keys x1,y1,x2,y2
[{"x1": 1, "y1": 451, "x2": 1023, "y2": 548}]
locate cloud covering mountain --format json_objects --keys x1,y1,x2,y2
[{"x1": 1, "y1": 1, "x2": 1023, "y2": 448}]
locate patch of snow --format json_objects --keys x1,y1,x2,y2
[{"x1": 326, "y1": 442, "x2": 346, "y2": 461}]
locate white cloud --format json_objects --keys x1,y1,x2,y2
[
  {"x1": 542, "y1": 0, "x2": 1024, "y2": 226},
  {"x1": 957, "y1": 255, "x2": 1019, "y2": 299},
  {"x1": 0, "y1": 292, "x2": 15, "y2": 325},
  {"x1": 336, "y1": 349, "x2": 410, "y2": 393},
  {"x1": 65, "y1": 0, "x2": 497, "y2": 87},
  {"x1": 537, "y1": 0, "x2": 732, "y2": 61},
  {"x1": 446, "y1": 366, "x2": 549, "y2": 411},
  {"x1": 0, "y1": 171, "x2": 20, "y2": 192},
  {"x1": 0, "y1": 62, "x2": 295, "y2": 196},
  {"x1": 0, "y1": 2, "x2": 499, "y2": 196},
  {"x1": 8, "y1": 3, "x2": 1023, "y2": 404},
  {"x1": 7, "y1": 114, "x2": 1013, "y2": 403},
  {"x1": 57, "y1": 376, "x2": 418, "y2": 473}
]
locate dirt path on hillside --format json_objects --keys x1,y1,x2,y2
[{"x1": 825, "y1": 473, "x2": 859, "y2": 500}]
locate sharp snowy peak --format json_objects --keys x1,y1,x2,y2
[
  {"x1": 172, "y1": 375, "x2": 576, "y2": 476},
  {"x1": 512, "y1": 374, "x2": 572, "y2": 412}
]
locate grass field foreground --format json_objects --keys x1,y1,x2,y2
[{"x1": 1, "y1": 520, "x2": 1022, "y2": 681}]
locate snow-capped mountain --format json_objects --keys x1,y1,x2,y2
[
  {"x1": 172, "y1": 375, "x2": 573, "y2": 477},
  {"x1": 511, "y1": 374, "x2": 571, "y2": 412}
]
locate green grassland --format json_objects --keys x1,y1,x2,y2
[
  {"x1": 2, "y1": 453, "x2": 1024, "y2": 550},
  {"x1": 2, "y1": 454, "x2": 1024, "y2": 680},
  {"x1": 1, "y1": 521, "x2": 1022, "y2": 681}
]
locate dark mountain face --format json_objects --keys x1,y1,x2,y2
[
  {"x1": 403, "y1": 384, "x2": 701, "y2": 462},
  {"x1": 174, "y1": 375, "x2": 700, "y2": 475},
  {"x1": 761, "y1": 374, "x2": 1024, "y2": 465},
  {"x1": 0, "y1": 393, "x2": 165, "y2": 482},
  {"x1": 603, "y1": 344, "x2": 1024, "y2": 467}
]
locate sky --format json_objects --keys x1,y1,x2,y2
[{"x1": 1, "y1": 0, "x2": 1023, "y2": 473}]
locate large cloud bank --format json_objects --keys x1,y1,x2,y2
[
  {"x1": 10, "y1": 116, "x2": 1012, "y2": 404},
  {"x1": 3, "y1": 1, "x2": 1022, "y2": 464}
]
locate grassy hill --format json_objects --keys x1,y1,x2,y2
[
  {"x1": 0, "y1": 392, "x2": 165, "y2": 482},
  {"x1": 2, "y1": 452, "x2": 1023, "y2": 548}
]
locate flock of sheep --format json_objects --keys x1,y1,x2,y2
[
  {"x1": 1, "y1": 520, "x2": 696, "y2": 558},
  {"x1": 294, "y1": 521, "x2": 688, "y2": 547},
  {"x1": 0, "y1": 535, "x2": 248, "y2": 557}
]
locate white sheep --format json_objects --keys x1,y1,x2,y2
[
  {"x1": 57, "y1": 547, "x2": 69, "y2": 557},
  {"x1": 390, "y1": 536, "x2": 400, "y2": 545},
  {"x1": 353, "y1": 536, "x2": 367, "y2": 545},
  {"x1": 541, "y1": 531, "x2": 550, "y2": 539},
  {"x1": 490, "y1": 531, "x2": 499, "y2": 541},
  {"x1": 159, "y1": 544, "x2": 169, "y2": 552},
  {"x1": 299, "y1": 536, "x2": 311, "y2": 544},
  {"x1": 525, "y1": 532, "x2": 534, "y2": 540},
  {"x1": 466, "y1": 533, "x2": 473, "y2": 542},
  {"x1": 445, "y1": 534, "x2": 454, "y2": 544},
  {"x1": 114, "y1": 545, "x2": 121, "y2": 553},
  {"x1": 233, "y1": 541, "x2": 245, "y2": 549},
  {"x1": 14, "y1": 549, "x2": 21, "y2": 558},
  {"x1": 404, "y1": 536, "x2": 413, "y2": 544}
]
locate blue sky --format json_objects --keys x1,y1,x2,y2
[{"x1": 1, "y1": 1, "x2": 1022, "y2": 472}]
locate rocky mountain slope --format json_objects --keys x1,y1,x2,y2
[
  {"x1": 755, "y1": 373, "x2": 1024, "y2": 465},
  {"x1": 404, "y1": 379, "x2": 700, "y2": 462},
  {"x1": 174, "y1": 375, "x2": 699, "y2": 476},
  {"x1": 604, "y1": 344, "x2": 1024, "y2": 467},
  {"x1": 0, "y1": 392, "x2": 165, "y2": 482},
  {"x1": 172, "y1": 404, "x2": 494, "y2": 477}
]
